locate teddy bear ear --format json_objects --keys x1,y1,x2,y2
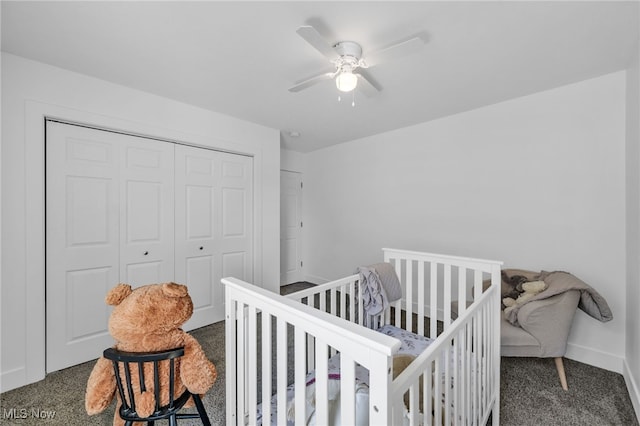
[
  {"x1": 105, "y1": 283, "x2": 132, "y2": 306},
  {"x1": 162, "y1": 282, "x2": 188, "y2": 298}
]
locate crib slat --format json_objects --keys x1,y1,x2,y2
[
  {"x1": 466, "y1": 320, "x2": 472, "y2": 423},
  {"x1": 247, "y1": 306, "x2": 258, "y2": 426},
  {"x1": 320, "y1": 286, "x2": 326, "y2": 313},
  {"x1": 276, "y1": 318, "x2": 287, "y2": 426},
  {"x1": 392, "y1": 395, "x2": 405, "y2": 426},
  {"x1": 474, "y1": 270, "x2": 483, "y2": 301},
  {"x1": 315, "y1": 339, "x2": 329, "y2": 426},
  {"x1": 358, "y1": 280, "x2": 365, "y2": 326},
  {"x1": 480, "y1": 305, "x2": 486, "y2": 419},
  {"x1": 434, "y1": 354, "x2": 442, "y2": 426},
  {"x1": 424, "y1": 362, "x2": 432, "y2": 426},
  {"x1": 348, "y1": 280, "x2": 355, "y2": 322},
  {"x1": 237, "y1": 304, "x2": 246, "y2": 422},
  {"x1": 430, "y1": 262, "x2": 438, "y2": 339},
  {"x1": 453, "y1": 331, "x2": 464, "y2": 426},
  {"x1": 330, "y1": 287, "x2": 338, "y2": 356},
  {"x1": 225, "y1": 299, "x2": 238, "y2": 425},
  {"x1": 458, "y1": 267, "x2": 467, "y2": 317},
  {"x1": 492, "y1": 264, "x2": 502, "y2": 426},
  {"x1": 406, "y1": 260, "x2": 413, "y2": 332},
  {"x1": 295, "y1": 327, "x2": 306, "y2": 425},
  {"x1": 330, "y1": 287, "x2": 337, "y2": 315},
  {"x1": 464, "y1": 326, "x2": 470, "y2": 425},
  {"x1": 444, "y1": 338, "x2": 451, "y2": 426},
  {"x1": 394, "y1": 259, "x2": 402, "y2": 326},
  {"x1": 340, "y1": 352, "x2": 356, "y2": 426},
  {"x1": 408, "y1": 379, "x2": 419, "y2": 425},
  {"x1": 307, "y1": 334, "x2": 315, "y2": 373},
  {"x1": 484, "y1": 303, "x2": 490, "y2": 413},
  {"x1": 340, "y1": 283, "x2": 347, "y2": 320},
  {"x1": 473, "y1": 310, "x2": 479, "y2": 422},
  {"x1": 444, "y1": 263, "x2": 452, "y2": 329},
  {"x1": 261, "y1": 311, "x2": 272, "y2": 425},
  {"x1": 418, "y1": 260, "x2": 425, "y2": 336}
]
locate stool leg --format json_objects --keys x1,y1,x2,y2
[
  {"x1": 554, "y1": 357, "x2": 568, "y2": 391},
  {"x1": 192, "y1": 394, "x2": 211, "y2": 426}
]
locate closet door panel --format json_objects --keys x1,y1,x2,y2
[
  {"x1": 219, "y1": 152, "x2": 254, "y2": 283},
  {"x1": 119, "y1": 139, "x2": 175, "y2": 286},
  {"x1": 46, "y1": 122, "x2": 119, "y2": 372},
  {"x1": 175, "y1": 145, "x2": 221, "y2": 328}
]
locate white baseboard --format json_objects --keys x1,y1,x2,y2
[
  {"x1": 565, "y1": 342, "x2": 624, "y2": 373},
  {"x1": 1, "y1": 366, "x2": 26, "y2": 393},
  {"x1": 623, "y1": 360, "x2": 640, "y2": 421},
  {"x1": 304, "y1": 274, "x2": 330, "y2": 285}
]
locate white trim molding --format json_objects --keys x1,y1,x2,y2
[{"x1": 565, "y1": 341, "x2": 624, "y2": 373}]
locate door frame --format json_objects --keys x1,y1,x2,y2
[{"x1": 20, "y1": 100, "x2": 266, "y2": 387}]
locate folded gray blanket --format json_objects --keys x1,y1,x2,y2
[
  {"x1": 504, "y1": 270, "x2": 613, "y2": 326},
  {"x1": 357, "y1": 262, "x2": 402, "y2": 316}
]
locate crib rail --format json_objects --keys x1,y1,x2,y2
[
  {"x1": 391, "y1": 283, "x2": 499, "y2": 426},
  {"x1": 224, "y1": 277, "x2": 400, "y2": 426}
]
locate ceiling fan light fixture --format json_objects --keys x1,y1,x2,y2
[{"x1": 335, "y1": 70, "x2": 358, "y2": 92}]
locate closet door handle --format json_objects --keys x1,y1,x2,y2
[
  {"x1": 143, "y1": 251, "x2": 149, "y2": 256},
  {"x1": 199, "y1": 246, "x2": 204, "y2": 251}
]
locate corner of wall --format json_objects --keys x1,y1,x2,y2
[{"x1": 624, "y1": 359, "x2": 640, "y2": 422}]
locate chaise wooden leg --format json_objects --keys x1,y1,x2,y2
[{"x1": 555, "y1": 357, "x2": 568, "y2": 391}]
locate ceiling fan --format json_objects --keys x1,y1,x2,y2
[{"x1": 289, "y1": 25, "x2": 427, "y2": 97}]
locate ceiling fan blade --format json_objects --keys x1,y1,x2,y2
[
  {"x1": 355, "y1": 70, "x2": 380, "y2": 97},
  {"x1": 288, "y1": 71, "x2": 336, "y2": 93},
  {"x1": 364, "y1": 35, "x2": 427, "y2": 68},
  {"x1": 296, "y1": 25, "x2": 340, "y2": 61}
]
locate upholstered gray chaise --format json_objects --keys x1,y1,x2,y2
[{"x1": 499, "y1": 273, "x2": 580, "y2": 390}]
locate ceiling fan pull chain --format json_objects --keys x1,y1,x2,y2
[{"x1": 352, "y1": 91, "x2": 356, "y2": 107}]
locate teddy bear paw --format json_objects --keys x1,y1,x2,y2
[{"x1": 136, "y1": 391, "x2": 156, "y2": 418}]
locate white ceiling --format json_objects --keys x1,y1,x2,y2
[{"x1": 2, "y1": 1, "x2": 639, "y2": 152}]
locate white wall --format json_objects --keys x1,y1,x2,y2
[
  {"x1": 281, "y1": 147, "x2": 307, "y2": 174},
  {"x1": 625, "y1": 40, "x2": 640, "y2": 416},
  {"x1": 1, "y1": 53, "x2": 280, "y2": 392},
  {"x1": 305, "y1": 72, "x2": 627, "y2": 372}
]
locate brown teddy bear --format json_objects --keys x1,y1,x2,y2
[{"x1": 85, "y1": 282, "x2": 217, "y2": 425}]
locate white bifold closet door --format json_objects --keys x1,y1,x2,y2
[
  {"x1": 175, "y1": 145, "x2": 253, "y2": 329},
  {"x1": 46, "y1": 121, "x2": 252, "y2": 372}
]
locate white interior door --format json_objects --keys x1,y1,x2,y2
[
  {"x1": 218, "y1": 151, "x2": 253, "y2": 285},
  {"x1": 46, "y1": 122, "x2": 120, "y2": 372},
  {"x1": 119, "y1": 138, "x2": 174, "y2": 286},
  {"x1": 280, "y1": 170, "x2": 303, "y2": 285},
  {"x1": 175, "y1": 145, "x2": 220, "y2": 329},
  {"x1": 176, "y1": 146, "x2": 253, "y2": 329}
]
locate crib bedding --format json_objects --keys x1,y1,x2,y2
[{"x1": 256, "y1": 324, "x2": 435, "y2": 426}]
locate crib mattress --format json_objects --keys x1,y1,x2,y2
[{"x1": 256, "y1": 325, "x2": 435, "y2": 426}]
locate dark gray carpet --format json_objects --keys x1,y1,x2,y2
[{"x1": 1, "y1": 282, "x2": 637, "y2": 425}]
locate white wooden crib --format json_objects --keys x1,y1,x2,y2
[{"x1": 223, "y1": 248, "x2": 502, "y2": 425}]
